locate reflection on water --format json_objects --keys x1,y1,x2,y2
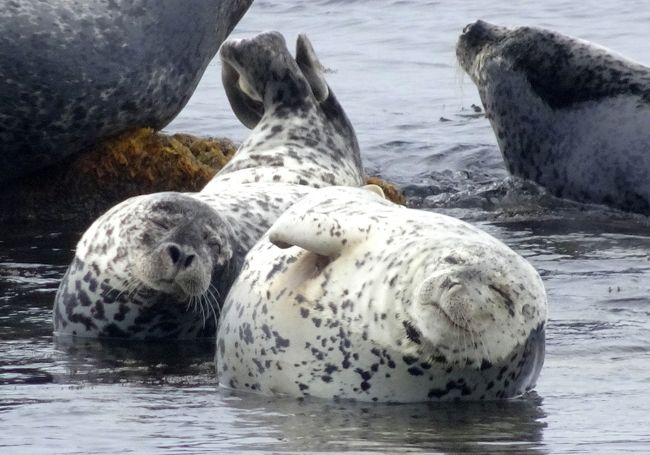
[
  {"x1": 223, "y1": 393, "x2": 547, "y2": 454},
  {"x1": 2, "y1": 0, "x2": 650, "y2": 453}
]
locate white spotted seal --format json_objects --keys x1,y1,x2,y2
[
  {"x1": 53, "y1": 32, "x2": 364, "y2": 340},
  {"x1": 216, "y1": 186, "x2": 547, "y2": 402},
  {"x1": 456, "y1": 20, "x2": 650, "y2": 214},
  {"x1": 0, "y1": 0, "x2": 252, "y2": 182}
]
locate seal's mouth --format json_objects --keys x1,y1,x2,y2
[{"x1": 428, "y1": 297, "x2": 474, "y2": 333}]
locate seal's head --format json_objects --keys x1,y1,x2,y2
[
  {"x1": 109, "y1": 193, "x2": 234, "y2": 299},
  {"x1": 54, "y1": 192, "x2": 235, "y2": 339},
  {"x1": 411, "y1": 245, "x2": 545, "y2": 365},
  {"x1": 456, "y1": 20, "x2": 646, "y2": 108}
]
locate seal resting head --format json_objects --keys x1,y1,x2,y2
[
  {"x1": 216, "y1": 186, "x2": 547, "y2": 402},
  {"x1": 456, "y1": 20, "x2": 650, "y2": 214},
  {"x1": 54, "y1": 192, "x2": 235, "y2": 340}
]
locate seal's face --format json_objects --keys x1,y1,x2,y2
[
  {"x1": 53, "y1": 192, "x2": 235, "y2": 339},
  {"x1": 456, "y1": 20, "x2": 511, "y2": 86},
  {"x1": 125, "y1": 194, "x2": 234, "y2": 300},
  {"x1": 411, "y1": 246, "x2": 545, "y2": 366},
  {"x1": 78, "y1": 192, "x2": 233, "y2": 303}
]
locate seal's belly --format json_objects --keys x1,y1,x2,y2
[{"x1": 216, "y1": 294, "x2": 546, "y2": 402}]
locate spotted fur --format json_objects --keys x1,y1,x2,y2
[
  {"x1": 457, "y1": 20, "x2": 650, "y2": 214},
  {"x1": 53, "y1": 32, "x2": 364, "y2": 340},
  {"x1": 0, "y1": 0, "x2": 252, "y2": 182},
  {"x1": 204, "y1": 31, "x2": 364, "y2": 190},
  {"x1": 216, "y1": 186, "x2": 547, "y2": 402}
]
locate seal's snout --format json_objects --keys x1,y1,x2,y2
[
  {"x1": 459, "y1": 20, "x2": 511, "y2": 50},
  {"x1": 165, "y1": 243, "x2": 196, "y2": 271},
  {"x1": 460, "y1": 20, "x2": 495, "y2": 47}
]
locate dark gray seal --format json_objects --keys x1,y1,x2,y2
[
  {"x1": 53, "y1": 32, "x2": 365, "y2": 340},
  {"x1": 0, "y1": 0, "x2": 252, "y2": 183},
  {"x1": 456, "y1": 20, "x2": 650, "y2": 214}
]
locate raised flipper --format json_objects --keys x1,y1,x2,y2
[
  {"x1": 268, "y1": 186, "x2": 385, "y2": 257},
  {"x1": 295, "y1": 33, "x2": 329, "y2": 103},
  {"x1": 221, "y1": 31, "x2": 335, "y2": 129},
  {"x1": 222, "y1": 61, "x2": 264, "y2": 129}
]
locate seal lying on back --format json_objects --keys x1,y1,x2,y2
[
  {"x1": 0, "y1": 0, "x2": 252, "y2": 182},
  {"x1": 53, "y1": 32, "x2": 364, "y2": 340},
  {"x1": 456, "y1": 20, "x2": 650, "y2": 214},
  {"x1": 216, "y1": 186, "x2": 547, "y2": 402}
]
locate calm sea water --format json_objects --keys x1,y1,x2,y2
[{"x1": 2, "y1": 1, "x2": 650, "y2": 453}]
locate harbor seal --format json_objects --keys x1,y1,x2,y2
[
  {"x1": 216, "y1": 186, "x2": 548, "y2": 402},
  {"x1": 456, "y1": 20, "x2": 650, "y2": 214},
  {"x1": 0, "y1": 0, "x2": 252, "y2": 183},
  {"x1": 53, "y1": 32, "x2": 364, "y2": 340}
]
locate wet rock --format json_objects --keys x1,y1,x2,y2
[
  {"x1": 0, "y1": 128, "x2": 405, "y2": 224},
  {"x1": 0, "y1": 129, "x2": 237, "y2": 224}
]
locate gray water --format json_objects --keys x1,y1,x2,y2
[{"x1": 2, "y1": 1, "x2": 650, "y2": 453}]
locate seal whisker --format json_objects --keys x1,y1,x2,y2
[{"x1": 208, "y1": 284, "x2": 223, "y2": 314}]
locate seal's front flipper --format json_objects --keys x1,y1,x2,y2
[
  {"x1": 268, "y1": 186, "x2": 385, "y2": 258},
  {"x1": 269, "y1": 211, "x2": 362, "y2": 258}
]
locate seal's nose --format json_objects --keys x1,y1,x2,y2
[
  {"x1": 166, "y1": 244, "x2": 196, "y2": 270},
  {"x1": 462, "y1": 20, "x2": 489, "y2": 36}
]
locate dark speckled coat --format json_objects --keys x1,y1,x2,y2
[
  {"x1": 0, "y1": 0, "x2": 252, "y2": 182},
  {"x1": 457, "y1": 20, "x2": 650, "y2": 214}
]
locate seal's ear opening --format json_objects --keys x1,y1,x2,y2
[
  {"x1": 296, "y1": 33, "x2": 330, "y2": 103},
  {"x1": 221, "y1": 57, "x2": 264, "y2": 129}
]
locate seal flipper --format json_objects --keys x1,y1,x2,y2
[
  {"x1": 269, "y1": 186, "x2": 386, "y2": 257},
  {"x1": 269, "y1": 212, "x2": 355, "y2": 257},
  {"x1": 220, "y1": 31, "x2": 315, "y2": 129},
  {"x1": 222, "y1": 62, "x2": 264, "y2": 129},
  {"x1": 295, "y1": 33, "x2": 329, "y2": 102}
]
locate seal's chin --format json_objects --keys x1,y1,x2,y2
[
  {"x1": 176, "y1": 276, "x2": 211, "y2": 299},
  {"x1": 426, "y1": 297, "x2": 474, "y2": 333}
]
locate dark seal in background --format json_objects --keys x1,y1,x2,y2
[{"x1": 0, "y1": 0, "x2": 253, "y2": 183}]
